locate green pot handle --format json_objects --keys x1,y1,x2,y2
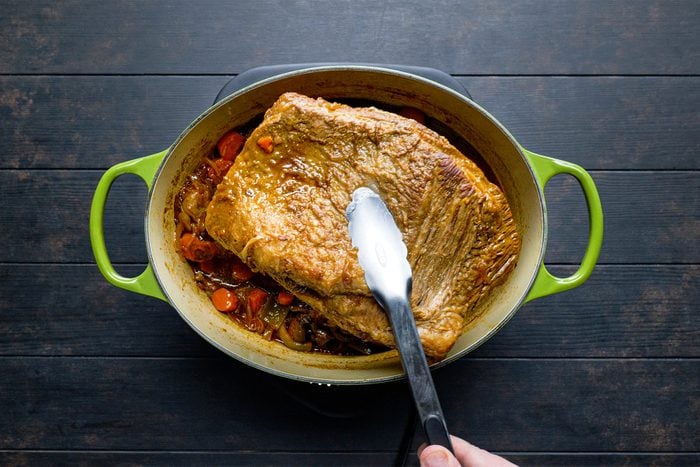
[
  {"x1": 523, "y1": 148, "x2": 604, "y2": 303},
  {"x1": 89, "y1": 150, "x2": 169, "y2": 302}
]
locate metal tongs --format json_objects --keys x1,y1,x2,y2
[{"x1": 346, "y1": 187, "x2": 453, "y2": 452}]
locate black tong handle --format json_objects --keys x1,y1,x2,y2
[{"x1": 381, "y1": 297, "x2": 453, "y2": 453}]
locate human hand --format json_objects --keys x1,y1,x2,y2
[{"x1": 418, "y1": 435, "x2": 517, "y2": 467}]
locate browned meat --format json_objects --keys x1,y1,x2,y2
[{"x1": 205, "y1": 92, "x2": 520, "y2": 358}]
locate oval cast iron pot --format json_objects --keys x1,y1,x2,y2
[{"x1": 89, "y1": 66, "x2": 603, "y2": 384}]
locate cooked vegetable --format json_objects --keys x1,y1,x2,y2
[
  {"x1": 206, "y1": 158, "x2": 233, "y2": 182},
  {"x1": 181, "y1": 181, "x2": 210, "y2": 219},
  {"x1": 247, "y1": 288, "x2": 269, "y2": 314},
  {"x1": 278, "y1": 322, "x2": 312, "y2": 352},
  {"x1": 230, "y1": 260, "x2": 255, "y2": 282},
  {"x1": 260, "y1": 301, "x2": 288, "y2": 330},
  {"x1": 276, "y1": 290, "x2": 294, "y2": 306},
  {"x1": 180, "y1": 233, "x2": 218, "y2": 262},
  {"x1": 256, "y1": 135, "x2": 274, "y2": 153},
  {"x1": 217, "y1": 131, "x2": 246, "y2": 161},
  {"x1": 287, "y1": 316, "x2": 307, "y2": 343},
  {"x1": 212, "y1": 288, "x2": 239, "y2": 313}
]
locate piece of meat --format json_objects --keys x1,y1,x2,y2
[{"x1": 205, "y1": 92, "x2": 520, "y2": 358}]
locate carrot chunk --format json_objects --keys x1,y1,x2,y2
[
  {"x1": 206, "y1": 158, "x2": 234, "y2": 183},
  {"x1": 180, "y1": 233, "x2": 218, "y2": 262},
  {"x1": 212, "y1": 288, "x2": 239, "y2": 313},
  {"x1": 248, "y1": 288, "x2": 269, "y2": 314},
  {"x1": 256, "y1": 135, "x2": 274, "y2": 153},
  {"x1": 217, "y1": 131, "x2": 246, "y2": 161},
  {"x1": 276, "y1": 290, "x2": 294, "y2": 306},
  {"x1": 230, "y1": 260, "x2": 255, "y2": 282}
]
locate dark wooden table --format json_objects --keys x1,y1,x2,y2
[{"x1": 1, "y1": 1, "x2": 698, "y2": 465}]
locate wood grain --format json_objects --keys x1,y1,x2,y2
[
  {"x1": 462, "y1": 77, "x2": 700, "y2": 170},
  {"x1": 504, "y1": 454, "x2": 700, "y2": 467},
  {"x1": 0, "y1": 451, "x2": 400, "y2": 466},
  {"x1": 542, "y1": 172, "x2": 700, "y2": 264},
  {"x1": 0, "y1": 265, "x2": 696, "y2": 358},
  {"x1": 0, "y1": 358, "x2": 695, "y2": 452},
  {"x1": 1, "y1": 76, "x2": 697, "y2": 170},
  {"x1": 433, "y1": 359, "x2": 699, "y2": 452},
  {"x1": 1, "y1": 0, "x2": 697, "y2": 463},
  {"x1": 0, "y1": 265, "x2": 211, "y2": 357},
  {"x1": 0, "y1": 76, "x2": 227, "y2": 169},
  {"x1": 0, "y1": 357, "x2": 413, "y2": 451},
  {"x1": 1, "y1": 452, "x2": 697, "y2": 466},
  {"x1": 474, "y1": 265, "x2": 700, "y2": 358},
  {"x1": 0, "y1": 1, "x2": 697, "y2": 74}
]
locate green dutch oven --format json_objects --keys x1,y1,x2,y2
[{"x1": 90, "y1": 65, "x2": 603, "y2": 384}]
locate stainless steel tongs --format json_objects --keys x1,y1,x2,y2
[{"x1": 346, "y1": 187, "x2": 453, "y2": 452}]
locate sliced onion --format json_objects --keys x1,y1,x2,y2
[
  {"x1": 182, "y1": 182, "x2": 210, "y2": 219},
  {"x1": 278, "y1": 324, "x2": 312, "y2": 352},
  {"x1": 178, "y1": 211, "x2": 192, "y2": 230},
  {"x1": 287, "y1": 317, "x2": 307, "y2": 343}
]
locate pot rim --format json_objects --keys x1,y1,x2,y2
[{"x1": 144, "y1": 64, "x2": 547, "y2": 384}]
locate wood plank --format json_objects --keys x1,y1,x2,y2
[
  {"x1": 0, "y1": 170, "x2": 149, "y2": 264},
  {"x1": 0, "y1": 357, "x2": 413, "y2": 451},
  {"x1": 542, "y1": 171, "x2": 700, "y2": 264},
  {"x1": 1, "y1": 1, "x2": 695, "y2": 463},
  {"x1": 504, "y1": 454, "x2": 700, "y2": 466},
  {"x1": 461, "y1": 77, "x2": 700, "y2": 170},
  {"x1": 475, "y1": 265, "x2": 700, "y2": 358},
  {"x1": 0, "y1": 76, "x2": 228, "y2": 169},
  {"x1": 1, "y1": 265, "x2": 696, "y2": 358},
  {"x1": 0, "y1": 451, "x2": 399, "y2": 466},
  {"x1": 0, "y1": 358, "x2": 695, "y2": 452},
  {"x1": 0, "y1": 1, "x2": 697, "y2": 74},
  {"x1": 433, "y1": 359, "x2": 699, "y2": 453},
  {"x1": 0, "y1": 171, "x2": 696, "y2": 264},
  {"x1": 404, "y1": 452, "x2": 700, "y2": 467},
  {"x1": 0, "y1": 265, "x2": 213, "y2": 357},
  {"x1": 1, "y1": 76, "x2": 698, "y2": 170},
  {"x1": 1, "y1": 452, "x2": 697, "y2": 467}
]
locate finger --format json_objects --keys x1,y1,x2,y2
[
  {"x1": 419, "y1": 445, "x2": 461, "y2": 467},
  {"x1": 450, "y1": 436, "x2": 518, "y2": 467}
]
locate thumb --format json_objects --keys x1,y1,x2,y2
[{"x1": 419, "y1": 445, "x2": 461, "y2": 467}]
